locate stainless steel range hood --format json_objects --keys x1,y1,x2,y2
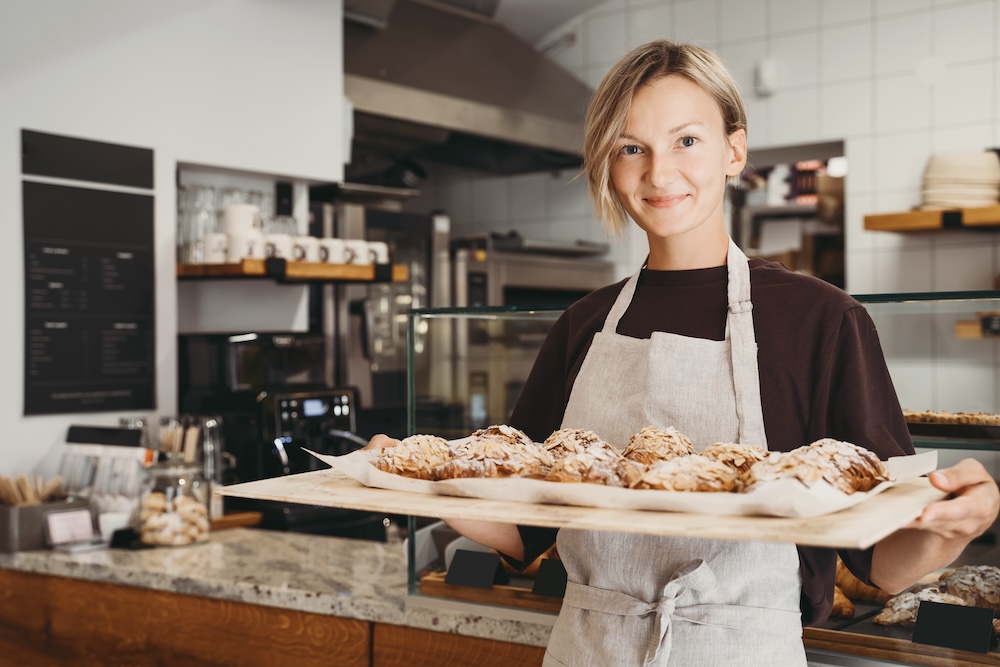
[{"x1": 343, "y1": 0, "x2": 593, "y2": 179}]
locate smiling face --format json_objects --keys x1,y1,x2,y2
[{"x1": 609, "y1": 74, "x2": 746, "y2": 269}]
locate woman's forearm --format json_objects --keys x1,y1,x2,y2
[
  {"x1": 870, "y1": 529, "x2": 968, "y2": 594},
  {"x1": 441, "y1": 518, "x2": 526, "y2": 561}
]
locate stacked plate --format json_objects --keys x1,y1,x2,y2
[{"x1": 921, "y1": 152, "x2": 1000, "y2": 209}]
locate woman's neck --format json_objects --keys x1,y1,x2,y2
[{"x1": 645, "y1": 224, "x2": 729, "y2": 271}]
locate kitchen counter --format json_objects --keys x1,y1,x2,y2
[
  {"x1": 1, "y1": 528, "x2": 996, "y2": 666},
  {"x1": 0, "y1": 527, "x2": 553, "y2": 647}
]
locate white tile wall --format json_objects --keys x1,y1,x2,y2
[
  {"x1": 874, "y1": 12, "x2": 932, "y2": 76},
  {"x1": 875, "y1": 0, "x2": 931, "y2": 17},
  {"x1": 933, "y1": 0, "x2": 994, "y2": 65},
  {"x1": 873, "y1": 131, "x2": 932, "y2": 191},
  {"x1": 584, "y1": 11, "x2": 628, "y2": 68},
  {"x1": 770, "y1": 0, "x2": 820, "y2": 34},
  {"x1": 769, "y1": 87, "x2": 821, "y2": 144},
  {"x1": 820, "y1": 0, "x2": 873, "y2": 25},
  {"x1": 874, "y1": 74, "x2": 931, "y2": 133},
  {"x1": 719, "y1": 39, "x2": 768, "y2": 97},
  {"x1": 420, "y1": 0, "x2": 1000, "y2": 417},
  {"x1": 932, "y1": 61, "x2": 995, "y2": 126},
  {"x1": 821, "y1": 79, "x2": 872, "y2": 138},
  {"x1": 720, "y1": 0, "x2": 767, "y2": 43},
  {"x1": 672, "y1": 0, "x2": 718, "y2": 46},
  {"x1": 770, "y1": 32, "x2": 820, "y2": 89},
  {"x1": 934, "y1": 244, "x2": 996, "y2": 290},
  {"x1": 874, "y1": 246, "x2": 934, "y2": 292},
  {"x1": 627, "y1": 4, "x2": 674, "y2": 49}
]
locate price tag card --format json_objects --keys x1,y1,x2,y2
[
  {"x1": 912, "y1": 600, "x2": 995, "y2": 654},
  {"x1": 444, "y1": 549, "x2": 509, "y2": 589},
  {"x1": 981, "y1": 313, "x2": 1000, "y2": 337},
  {"x1": 531, "y1": 558, "x2": 568, "y2": 599},
  {"x1": 45, "y1": 509, "x2": 96, "y2": 545}
]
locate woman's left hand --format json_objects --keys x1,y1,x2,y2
[{"x1": 907, "y1": 458, "x2": 999, "y2": 540}]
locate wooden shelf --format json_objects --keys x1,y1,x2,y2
[
  {"x1": 419, "y1": 571, "x2": 563, "y2": 614},
  {"x1": 865, "y1": 205, "x2": 1000, "y2": 232},
  {"x1": 177, "y1": 258, "x2": 408, "y2": 283}
]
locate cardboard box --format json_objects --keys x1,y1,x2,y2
[{"x1": 0, "y1": 500, "x2": 90, "y2": 553}]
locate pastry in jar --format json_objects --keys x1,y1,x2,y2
[
  {"x1": 436, "y1": 433, "x2": 553, "y2": 480},
  {"x1": 700, "y1": 442, "x2": 767, "y2": 475},
  {"x1": 545, "y1": 447, "x2": 643, "y2": 488},
  {"x1": 635, "y1": 455, "x2": 740, "y2": 492},
  {"x1": 622, "y1": 426, "x2": 694, "y2": 465},
  {"x1": 542, "y1": 428, "x2": 616, "y2": 459},
  {"x1": 372, "y1": 434, "x2": 453, "y2": 480}
]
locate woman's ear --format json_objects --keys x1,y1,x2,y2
[{"x1": 726, "y1": 128, "x2": 748, "y2": 177}]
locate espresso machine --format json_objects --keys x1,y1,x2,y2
[{"x1": 177, "y1": 333, "x2": 385, "y2": 539}]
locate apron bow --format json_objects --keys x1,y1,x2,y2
[
  {"x1": 645, "y1": 559, "x2": 716, "y2": 665},
  {"x1": 562, "y1": 559, "x2": 717, "y2": 666}
]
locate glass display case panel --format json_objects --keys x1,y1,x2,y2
[{"x1": 406, "y1": 306, "x2": 564, "y2": 440}]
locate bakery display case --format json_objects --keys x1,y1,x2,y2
[{"x1": 404, "y1": 297, "x2": 1000, "y2": 665}]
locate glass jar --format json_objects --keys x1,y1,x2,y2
[{"x1": 138, "y1": 460, "x2": 211, "y2": 547}]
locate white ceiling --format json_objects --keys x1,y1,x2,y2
[{"x1": 494, "y1": 0, "x2": 604, "y2": 44}]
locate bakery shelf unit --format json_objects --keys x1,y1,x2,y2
[
  {"x1": 864, "y1": 205, "x2": 1000, "y2": 231},
  {"x1": 176, "y1": 258, "x2": 408, "y2": 284},
  {"x1": 855, "y1": 290, "x2": 1000, "y2": 453}
]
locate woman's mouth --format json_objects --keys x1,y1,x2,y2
[{"x1": 643, "y1": 194, "x2": 688, "y2": 208}]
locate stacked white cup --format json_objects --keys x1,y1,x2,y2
[{"x1": 223, "y1": 204, "x2": 264, "y2": 263}]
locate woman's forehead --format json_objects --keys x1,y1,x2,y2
[{"x1": 627, "y1": 76, "x2": 724, "y2": 127}]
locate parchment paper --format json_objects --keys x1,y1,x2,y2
[{"x1": 307, "y1": 446, "x2": 938, "y2": 518}]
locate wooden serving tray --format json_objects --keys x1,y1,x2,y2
[{"x1": 217, "y1": 468, "x2": 947, "y2": 550}]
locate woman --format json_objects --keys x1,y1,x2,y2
[{"x1": 369, "y1": 41, "x2": 999, "y2": 665}]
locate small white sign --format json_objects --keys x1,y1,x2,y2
[{"x1": 46, "y1": 509, "x2": 96, "y2": 545}]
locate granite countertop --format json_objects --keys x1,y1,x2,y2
[{"x1": 0, "y1": 528, "x2": 554, "y2": 647}]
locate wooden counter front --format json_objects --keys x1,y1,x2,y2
[{"x1": 0, "y1": 569, "x2": 369, "y2": 667}]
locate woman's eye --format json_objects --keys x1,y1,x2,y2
[
  {"x1": 680, "y1": 136, "x2": 698, "y2": 148},
  {"x1": 620, "y1": 145, "x2": 641, "y2": 155}
]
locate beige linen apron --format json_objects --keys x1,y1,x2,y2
[{"x1": 543, "y1": 239, "x2": 805, "y2": 666}]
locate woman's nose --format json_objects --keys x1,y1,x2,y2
[{"x1": 647, "y1": 152, "x2": 678, "y2": 187}]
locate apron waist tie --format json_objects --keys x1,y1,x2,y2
[{"x1": 561, "y1": 559, "x2": 801, "y2": 666}]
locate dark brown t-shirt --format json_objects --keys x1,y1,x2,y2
[{"x1": 507, "y1": 258, "x2": 914, "y2": 627}]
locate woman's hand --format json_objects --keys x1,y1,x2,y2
[
  {"x1": 907, "y1": 458, "x2": 1000, "y2": 539},
  {"x1": 872, "y1": 458, "x2": 999, "y2": 594},
  {"x1": 364, "y1": 434, "x2": 400, "y2": 451}
]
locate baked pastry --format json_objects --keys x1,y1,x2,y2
[
  {"x1": 873, "y1": 587, "x2": 967, "y2": 628},
  {"x1": 701, "y1": 442, "x2": 768, "y2": 475},
  {"x1": 545, "y1": 448, "x2": 643, "y2": 488},
  {"x1": 464, "y1": 424, "x2": 536, "y2": 449},
  {"x1": 622, "y1": 426, "x2": 694, "y2": 465},
  {"x1": 372, "y1": 434, "x2": 453, "y2": 480},
  {"x1": 542, "y1": 428, "x2": 615, "y2": 458},
  {"x1": 635, "y1": 455, "x2": 741, "y2": 492},
  {"x1": 835, "y1": 557, "x2": 891, "y2": 604},
  {"x1": 937, "y1": 565, "x2": 1000, "y2": 611},
  {"x1": 745, "y1": 439, "x2": 890, "y2": 494},
  {"x1": 831, "y1": 585, "x2": 855, "y2": 619},
  {"x1": 902, "y1": 409, "x2": 1000, "y2": 426},
  {"x1": 435, "y1": 436, "x2": 553, "y2": 480},
  {"x1": 499, "y1": 543, "x2": 559, "y2": 577}
]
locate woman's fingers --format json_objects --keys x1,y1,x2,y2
[
  {"x1": 908, "y1": 459, "x2": 999, "y2": 539},
  {"x1": 364, "y1": 434, "x2": 400, "y2": 450}
]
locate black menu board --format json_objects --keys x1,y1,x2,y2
[{"x1": 23, "y1": 181, "x2": 155, "y2": 414}]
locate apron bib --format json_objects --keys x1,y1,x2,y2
[{"x1": 543, "y1": 239, "x2": 806, "y2": 667}]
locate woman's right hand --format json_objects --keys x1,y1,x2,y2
[{"x1": 364, "y1": 434, "x2": 400, "y2": 451}]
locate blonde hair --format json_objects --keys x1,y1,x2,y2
[{"x1": 583, "y1": 41, "x2": 748, "y2": 236}]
